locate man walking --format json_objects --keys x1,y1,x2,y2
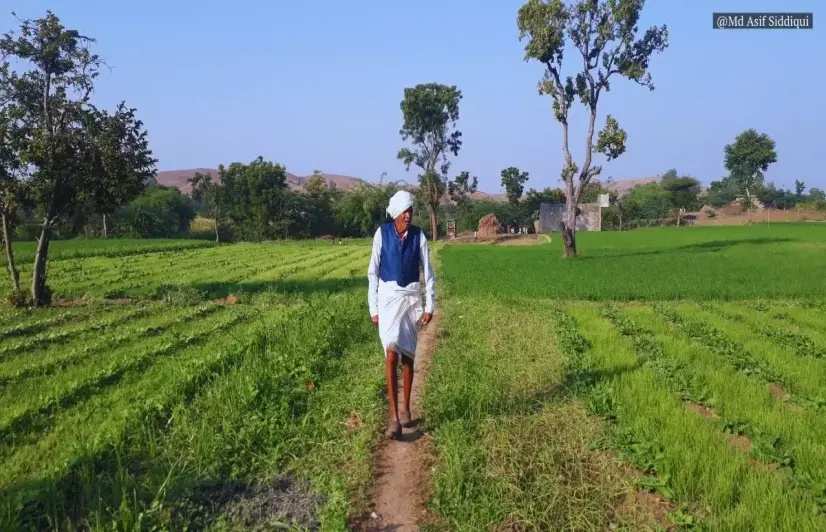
[{"x1": 367, "y1": 190, "x2": 436, "y2": 440}]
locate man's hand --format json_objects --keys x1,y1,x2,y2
[
  {"x1": 421, "y1": 312, "x2": 432, "y2": 326},
  {"x1": 371, "y1": 315, "x2": 379, "y2": 327}
]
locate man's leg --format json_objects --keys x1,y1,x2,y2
[
  {"x1": 400, "y1": 355, "x2": 414, "y2": 426},
  {"x1": 385, "y1": 348, "x2": 401, "y2": 437}
]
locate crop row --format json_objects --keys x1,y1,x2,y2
[
  {"x1": 554, "y1": 303, "x2": 826, "y2": 529},
  {"x1": 33, "y1": 244, "x2": 365, "y2": 301},
  {"x1": 604, "y1": 303, "x2": 826, "y2": 515},
  {"x1": 0, "y1": 304, "x2": 220, "y2": 386},
  {"x1": 0, "y1": 305, "x2": 150, "y2": 361},
  {"x1": 0, "y1": 307, "x2": 249, "y2": 451},
  {"x1": 1, "y1": 289, "x2": 378, "y2": 529},
  {"x1": 547, "y1": 304, "x2": 697, "y2": 525},
  {"x1": 1, "y1": 238, "x2": 215, "y2": 267},
  {"x1": 0, "y1": 307, "x2": 90, "y2": 341}
]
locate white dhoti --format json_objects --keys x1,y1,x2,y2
[{"x1": 377, "y1": 281, "x2": 423, "y2": 359}]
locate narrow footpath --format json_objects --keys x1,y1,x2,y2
[{"x1": 362, "y1": 311, "x2": 441, "y2": 531}]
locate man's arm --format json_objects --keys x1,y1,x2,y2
[
  {"x1": 420, "y1": 232, "x2": 436, "y2": 316},
  {"x1": 367, "y1": 228, "x2": 382, "y2": 319}
]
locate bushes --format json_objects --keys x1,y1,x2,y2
[{"x1": 115, "y1": 186, "x2": 197, "y2": 238}]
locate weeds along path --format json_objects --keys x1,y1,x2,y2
[{"x1": 363, "y1": 310, "x2": 440, "y2": 532}]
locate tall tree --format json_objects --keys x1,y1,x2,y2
[
  {"x1": 0, "y1": 62, "x2": 26, "y2": 297},
  {"x1": 500, "y1": 166, "x2": 530, "y2": 205},
  {"x1": 517, "y1": 0, "x2": 668, "y2": 256},
  {"x1": 397, "y1": 83, "x2": 463, "y2": 241},
  {"x1": 188, "y1": 171, "x2": 223, "y2": 242},
  {"x1": 795, "y1": 180, "x2": 806, "y2": 198},
  {"x1": 1, "y1": 12, "x2": 156, "y2": 304},
  {"x1": 723, "y1": 128, "x2": 777, "y2": 223}
]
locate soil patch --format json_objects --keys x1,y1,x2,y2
[
  {"x1": 726, "y1": 433, "x2": 752, "y2": 453},
  {"x1": 355, "y1": 311, "x2": 441, "y2": 531},
  {"x1": 686, "y1": 402, "x2": 718, "y2": 420},
  {"x1": 768, "y1": 383, "x2": 790, "y2": 400},
  {"x1": 615, "y1": 489, "x2": 677, "y2": 531},
  {"x1": 215, "y1": 294, "x2": 239, "y2": 305},
  {"x1": 186, "y1": 476, "x2": 323, "y2": 531}
]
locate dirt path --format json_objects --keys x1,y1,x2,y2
[{"x1": 361, "y1": 311, "x2": 440, "y2": 532}]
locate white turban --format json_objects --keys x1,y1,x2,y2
[{"x1": 387, "y1": 190, "x2": 415, "y2": 219}]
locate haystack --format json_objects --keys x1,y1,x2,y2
[{"x1": 477, "y1": 214, "x2": 502, "y2": 238}]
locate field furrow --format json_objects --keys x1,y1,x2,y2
[
  {"x1": 0, "y1": 305, "x2": 149, "y2": 361},
  {"x1": 672, "y1": 302, "x2": 826, "y2": 407},
  {"x1": 561, "y1": 303, "x2": 826, "y2": 530},
  {"x1": 0, "y1": 304, "x2": 220, "y2": 385},
  {"x1": 618, "y1": 304, "x2": 826, "y2": 512},
  {"x1": 0, "y1": 308, "x2": 249, "y2": 448},
  {"x1": 710, "y1": 302, "x2": 826, "y2": 359}
]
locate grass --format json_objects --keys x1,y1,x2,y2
[
  {"x1": 440, "y1": 223, "x2": 826, "y2": 300},
  {"x1": 421, "y1": 224, "x2": 826, "y2": 531},
  {"x1": 0, "y1": 239, "x2": 385, "y2": 530},
  {"x1": 0, "y1": 238, "x2": 215, "y2": 265},
  {"x1": 4, "y1": 223, "x2": 826, "y2": 530}
]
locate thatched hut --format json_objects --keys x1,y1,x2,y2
[{"x1": 477, "y1": 214, "x2": 502, "y2": 238}]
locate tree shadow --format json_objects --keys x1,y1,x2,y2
[
  {"x1": 579, "y1": 237, "x2": 793, "y2": 260},
  {"x1": 192, "y1": 276, "x2": 368, "y2": 300},
  {"x1": 0, "y1": 454, "x2": 325, "y2": 531},
  {"x1": 426, "y1": 361, "x2": 643, "y2": 428}
]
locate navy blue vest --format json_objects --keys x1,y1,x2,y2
[{"x1": 378, "y1": 222, "x2": 421, "y2": 287}]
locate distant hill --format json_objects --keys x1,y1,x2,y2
[
  {"x1": 156, "y1": 169, "x2": 369, "y2": 194},
  {"x1": 156, "y1": 168, "x2": 658, "y2": 202},
  {"x1": 599, "y1": 176, "x2": 662, "y2": 197}
]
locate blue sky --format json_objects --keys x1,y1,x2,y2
[{"x1": 7, "y1": 1, "x2": 823, "y2": 194}]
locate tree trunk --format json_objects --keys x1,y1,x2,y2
[
  {"x1": 2, "y1": 213, "x2": 20, "y2": 295},
  {"x1": 31, "y1": 219, "x2": 52, "y2": 307},
  {"x1": 102, "y1": 213, "x2": 108, "y2": 238},
  {"x1": 561, "y1": 201, "x2": 577, "y2": 258},
  {"x1": 746, "y1": 188, "x2": 753, "y2": 223},
  {"x1": 214, "y1": 219, "x2": 220, "y2": 243},
  {"x1": 429, "y1": 208, "x2": 439, "y2": 241}
]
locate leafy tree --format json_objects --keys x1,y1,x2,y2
[
  {"x1": 1, "y1": 12, "x2": 156, "y2": 305},
  {"x1": 334, "y1": 182, "x2": 400, "y2": 237},
  {"x1": 706, "y1": 178, "x2": 740, "y2": 207},
  {"x1": 218, "y1": 157, "x2": 289, "y2": 241},
  {"x1": 397, "y1": 83, "x2": 463, "y2": 241},
  {"x1": 189, "y1": 170, "x2": 223, "y2": 242},
  {"x1": 810, "y1": 188, "x2": 826, "y2": 202},
  {"x1": 517, "y1": 0, "x2": 668, "y2": 256},
  {"x1": 303, "y1": 170, "x2": 342, "y2": 237},
  {"x1": 795, "y1": 180, "x2": 806, "y2": 198},
  {"x1": 723, "y1": 128, "x2": 777, "y2": 222},
  {"x1": 448, "y1": 170, "x2": 477, "y2": 204},
  {"x1": 447, "y1": 170, "x2": 478, "y2": 225},
  {"x1": 118, "y1": 186, "x2": 196, "y2": 237},
  {"x1": 500, "y1": 166, "x2": 530, "y2": 205},
  {"x1": 621, "y1": 182, "x2": 670, "y2": 221},
  {"x1": 661, "y1": 168, "x2": 701, "y2": 223}
]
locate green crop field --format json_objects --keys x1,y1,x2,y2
[
  {"x1": 423, "y1": 223, "x2": 826, "y2": 531},
  {"x1": 2, "y1": 224, "x2": 826, "y2": 530},
  {"x1": 0, "y1": 240, "x2": 383, "y2": 530}
]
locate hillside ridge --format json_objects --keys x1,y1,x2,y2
[{"x1": 156, "y1": 168, "x2": 661, "y2": 201}]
